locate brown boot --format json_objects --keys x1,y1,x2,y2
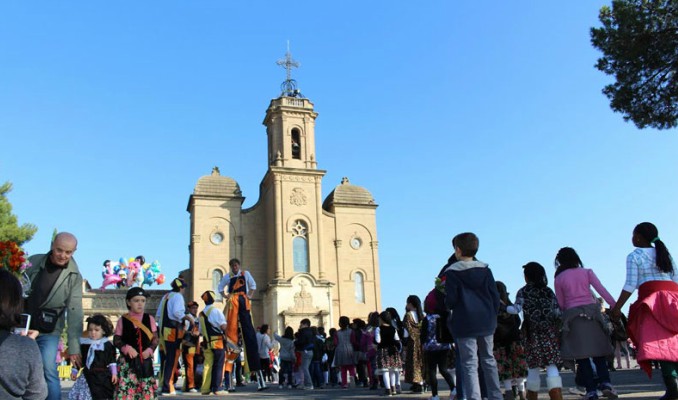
[
  {"x1": 526, "y1": 390, "x2": 539, "y2": 400},
  {"x1": 548, "y1": 388, "x2": 563, "y2": 400}
]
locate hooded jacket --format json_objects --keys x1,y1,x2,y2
[{"x1": 444, "y1": 260, "x2": 500, "y2": 338}]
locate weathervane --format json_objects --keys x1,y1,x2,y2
[{"x1": 276, "y1": 41, "x2": 303, "y2": 98}]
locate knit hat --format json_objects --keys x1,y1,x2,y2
[{"x1": 126, "y1": 286, "x2": 149, "y2": 300}]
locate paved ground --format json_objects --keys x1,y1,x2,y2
[{"x1": 61, "y1": 366, "x2": 667, "y2": 399}]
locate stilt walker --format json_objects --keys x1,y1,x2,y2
[{"x1": 218, "y1": 258, "x2": 268, "y2": 390}]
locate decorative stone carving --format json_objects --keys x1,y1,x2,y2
[
  {"x1": 290, "y1": 187, "x2": 307, "y2": 206},
  {"x1": 287, "y1": 280, "x2": 316, "y2": 313}
]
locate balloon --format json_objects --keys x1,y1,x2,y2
[
  {"x1": 100, "y1": 274, "x2": 122, "y2": 290},
  {"x1": 101, "y1": 256, "x2": 162, "y2": 289}
]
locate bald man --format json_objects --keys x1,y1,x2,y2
[{"x1": 25, "y1": 232, "x2": 84, "y2": 400}]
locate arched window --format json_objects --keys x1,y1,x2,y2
[
  {"x1": 292, "y1": 220, "x2": 309, "y2": 273},
  {"x1": 212, "y1": 270, "x2": 223, "y2": 301},
  {"x1": 291, "y1": 128, "x2": 301, "y2": 159},
  {"x1": 354, "y1": 272, "x2": 365, "y2": 303}
]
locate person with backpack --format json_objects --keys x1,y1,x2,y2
[
  {"x1": 422, "y1": 295, "x2": 456, "y2": 400},
  {"x1": 494, "y1": 281, "x2": 527, "y2": 400}
]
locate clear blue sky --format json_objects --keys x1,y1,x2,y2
[{"x1": 2, "y1": 2, "x2": 676, "y2": 315}]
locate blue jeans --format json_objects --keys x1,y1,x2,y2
[
  {"x1": 311, "y1": 360, "x2": 323, "y2": 387},
  {"x1": 36, "y1": 333, "x2": 61, "y2": 400},
  {"x1": 300, "y1": 350, "x2": 313, "y2": 387},
  {"x1": 577, "y1": 356, "x2": 610, "y2": 393},
  {"x1": 457, "y1": 335, "x2": 502, "y2": 400}
]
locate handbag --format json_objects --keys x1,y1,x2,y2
[
  {"x1": 34, "y1": 308, "x2": 65, "y2": 333},
  {"x1": 128, "y1": 355, "x2": 154, "y2": 378}
]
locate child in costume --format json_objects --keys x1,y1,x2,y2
[
  {"x1": 113, "y1": 287, "x2": 159, "y2": 400},
  {"x1": 375, "y1": 311, "x2": 403, "y2": 397},
  {"x1": 493, "y1": 281, "x2": 527, "y2": 400},
  {"x1": 507, "y1": 262, "x2": 562, "y2": 400},
  {"x1": 69, "y1": 314, "x2": 117, "y2": 400}
]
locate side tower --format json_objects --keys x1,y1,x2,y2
[{"x1": 185, "y1": 168, "x2": 245, "y2": 301}]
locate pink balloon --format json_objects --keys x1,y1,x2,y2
[{"x1": 100, "y1": 274, "x2": 122, "y2": 290}]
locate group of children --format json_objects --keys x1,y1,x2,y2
[{"x1": 64, "y1": 221, "x2": 677, "y2": 400}]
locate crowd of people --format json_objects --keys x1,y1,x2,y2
[{"x1": 0, "y1": 222, "x2": 677, "y2": 400}]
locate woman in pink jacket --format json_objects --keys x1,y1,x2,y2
[{"x1": 554, "y1": 247, "x2": 617, "y2": 400}]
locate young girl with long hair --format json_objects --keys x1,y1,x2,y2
[
  {"x1": 274, "y1": 326, "x2": 296, "y2": 389},
  {"x1": 333, "y1": 316, "x2": 357, "y2": 388},
  {"x1": 375, "y1": 311, "x2": 403, "y2": 397},
  {"x1": 494, "y1": 282, "x2": 527, "y2": 400},
  {"x1": 609, "y1": 222, "x2": 678, "y2": 400},
  {"x1": 554, "y1": 247, "x2": 617, "y2": 400},
  {"x1": 403, "y1": 294, "x2": 425, "y2": 393},
  {"x1": 506, "y1": 262, "x2": 562, "y2": 400}
]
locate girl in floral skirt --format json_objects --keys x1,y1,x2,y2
[
  {"x1": 375, "y1": 311, "x2": 403, "y2": 397},
  {"x1": 506, "y1": 262, "x2": 562, "y2": 400},
  {"x1": 113, "y1": 287, "x2": 159, "y2": 400},
  {"x1": 494, "y1": 281, "x2": 527, "y2": 400}
]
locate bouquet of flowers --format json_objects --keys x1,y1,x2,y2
[{"x1": 0, "y1": 240, "x2": 31, "y2": 279}]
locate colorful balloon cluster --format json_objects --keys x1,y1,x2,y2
[{"x1": 100, "y1": 256, "x2": 164, "y2": 289}]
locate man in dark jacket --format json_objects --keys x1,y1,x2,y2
[{"x1": 444, "y1": 232, "x2": 502, "y2": 400}]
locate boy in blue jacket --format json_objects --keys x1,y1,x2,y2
[{"x1": 444, "y1": 232, "x2": 502, "y2": 400}]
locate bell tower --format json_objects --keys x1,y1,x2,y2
[
  {"x1": 263, "y1": 46, "x2": 318, "y2": 170},
  {"x1": 257, "y1": 46, "x2": 333, "y2": 331}
]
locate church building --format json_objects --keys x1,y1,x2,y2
[{"x1": 184, "y1": 51, "x2": 381, "y2": 331}]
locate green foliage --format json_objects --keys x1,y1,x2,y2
[
  {"x1": 0, "y1": 182, "x2": 38, "y2": 246},
  {"x1": 591, "y1": 0, "x2": 678, "y2": 130}
]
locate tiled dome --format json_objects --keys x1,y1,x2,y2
[
  {"x1": 323, "y1": 177, "x2": 375, "y2": 210},
  {"x1": 194, "y1": 167, "x2": 242, "y2": 197}
]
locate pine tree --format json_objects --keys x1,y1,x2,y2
[{"x1": 0, "y1": 182, "x2": 38, "y2": 246}]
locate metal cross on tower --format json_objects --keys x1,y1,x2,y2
[{"x1": 276, "y1": 41, "x2": 303, "y2": 97}]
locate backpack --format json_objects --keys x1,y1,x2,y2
[{"x1": 424, "y1": 288, "x2": 454, "y2": 344}]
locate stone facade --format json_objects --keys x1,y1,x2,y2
[{"x1": 185, "y1": 95, "x2": 381, "y2": 332}]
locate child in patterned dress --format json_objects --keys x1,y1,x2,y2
[
  {"x1": 506, "y1": 262, "x2": 562, "y2": 400},
  {"x1": 375, "y1": 311, "x2": 403, "y2": 397},
  {"x1": 493, "y1": 282, "x2": 527, "y2": 400},
  {"x1": 113, "y1": 287, "x2": 159, "y2": 400}
]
